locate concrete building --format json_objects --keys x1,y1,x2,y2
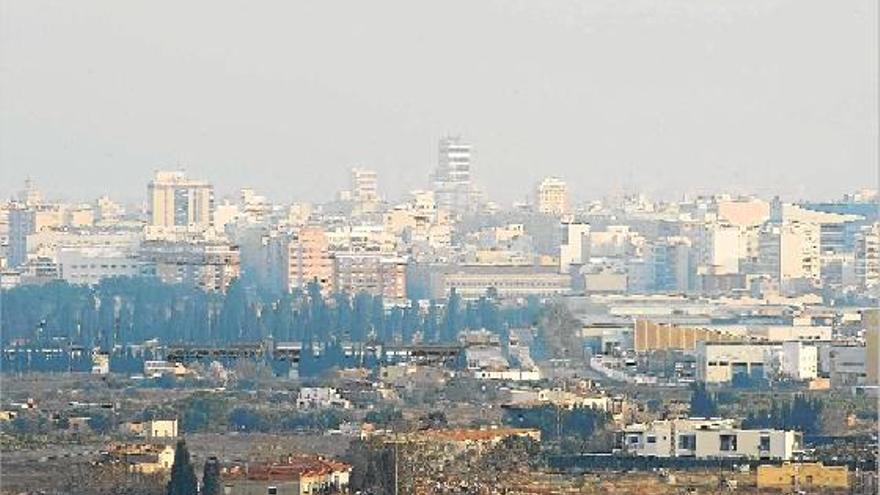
[
  {"x1": 350, "y1": 167, "x2": 379, "y2": 204},
  {"x1": 559, "y1": 222, "x2": 590, "y2": 273},
  {"x1": 855, "y1": 222, "x2": 879, "y2": 289},
  {"x1": 621, "y1": 418, "x2": 801, "y2": 460},
  {"x1": 650, "y1": 236, "x2": 694, "y2": 293},
  {"x1": 438, "y1": 264, "x2": 570, "y2": 301},
  {"x1": 332, "y1": 252, "x2": 407, "y2": 305},
  {"x1": 758, "y1": 221, "x2": 821, "y2": 291},
  {"x1": 139, "y1": 240, "x2": 240, "y2": 292},
  {"x1": 433, "y1": 136, "x2": 474, "y2": 214},
  {"x1": 695, "y1": 222, "x2": 740, "y2": 275},
  {"x1": 286, "y1": 226, "x2": 334, "y2": 294},
  {"x1": 296, "y1": 387, "x2": 352, "y2": 409},
  {"x1": 536, "y1": 177, "x2": 570, "y2": 216},
  {"x1": 7, "y1": 206, "x2": 35, "y2": 268},
  {"x1": 221, "y1": 456, "x2": 351, "y2": 495},
  {"x1": 123, "y1": 419, "x2": 179, "y2": 439},
  {"x1": 696, "y1": 342, "x2": 778, "y2": 383},
  {"x1": 103, "y1": 443, "x2": 176, "y2": 474},
  {"x1": 58, "y1": 247, "x2": 145, "y2": 285},
  {"x1": 147, "y1": 170, "x2": 213, "y2": 229},
  {"x1": 715, "y1": 198, "x2": 770, "y2": 228}
]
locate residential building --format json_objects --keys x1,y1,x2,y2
[
  {"x1": 536, "y1": 177, "x2": 569, "y2": 216},
  {"x1": 221, "y1": 455, "x2": 351, "y2": 495},
  {"x1": 855, "y1": 222, "x2": 879, "y2": 289},
  {"x1": 147, "y1": 170, "x2": 213, "y2": 229},
  {"x1": 621, "y1": 418, "x2": 801, "y2": 460},
  {"x1": 332, "y1": 252, "x2": 407, "y2": 304},
  {"x1": 7, "y1": 206, "x2": 35, "y2": 268},
  {"x1": 58, "y1": 247, "x2": 145, "y2": 285},
  {"x1": 433, "y1": 136, "x2": 474, "y2": 214},
  {"x1": 559, "y1": 222, "x2": 590, "y2": 273},
  {"x1": 284, "y1": 226, "x2": 334, "y2": 294},
  {"x1": 296, "y1": 387, "x2": 351, "y2": 409},
  {"x1": 139, "y1": 240, "x2": 240, "y2": 292}
]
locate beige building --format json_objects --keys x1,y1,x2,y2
[
  {"x1": 716, "y1": 198, "x2": 770, "y2": 227},
  {"x1": 758, "y1": 221, "x2": 821, "y2": 290},
  {"x1": 757, "y1": 462, "x2": 848, "y2": 490},
  {"x1": 140, "y1": 240, "x2": 240, "y2": 292},
  {"x1": 104, "y1": 443, "x2": 175, "y2": 474},
  {"x1": 439, "y1": 264, "x2": 570, "y2": 300},
  {"x1": 123, "y1": 419, "x2": 179, "y2": 439},
  {"x1": 147, "y1": 170, "x2": 213, "y2": 229},
  {"x1": 634, "y1": 320, "x2": 745, "y2": 352},
  {"x1": 536, "y1": 177, "x2": 570, "y2": 216},
  {"x1": 332, "y1": 252, "x2": 407, "y2": 305}
]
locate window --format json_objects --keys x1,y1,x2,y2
[
  {"x1": 646, "y1": 435, "x2": 656, "y2": 444},
  {"x1": 759, "y1": 435, "x2": 770, "y2": 451},
  {"x1": 678, "y1": 434, "x2": 696, "y2": 451},
  {"x1": 719, "y1": 434, "x2": 737, "y2": 452},
  {"x1": 267, "y1": 487, "x2": 277, "y2": 495}
]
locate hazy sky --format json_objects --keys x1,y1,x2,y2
[{"x1": 1, "y1": 1, "x2": 877, "y2": 205}]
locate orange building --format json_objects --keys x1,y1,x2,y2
[{"x1": 286, "y1": 226, "x2": 334, "y2": 295}]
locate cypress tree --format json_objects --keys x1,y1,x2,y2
[
  {"x1": 167, "y1": 438, "x2": 198, "y2": 495},
  {"x1": 202, "y1": 456, "x2": 221, "y2": 495}
]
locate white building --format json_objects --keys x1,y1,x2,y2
[
  {"x1": 58, "y1": 247, "x2": 145, "y2": 285},
  {"x1": 296, "y1": 387, "x2": 351, "y2": 410},
  {"x1": 696, "y1": 341, "x2": 819, "y2": 384},
  {"x1": 621, "y1": 418, "x2": 801, "y2": 460},
  {"x1": 559, "y1": 222, "x2": 590, "y2": 273}
]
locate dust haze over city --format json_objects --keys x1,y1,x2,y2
[{"x1": 0, "y1": 2, "x2": 878, "y2": 495}]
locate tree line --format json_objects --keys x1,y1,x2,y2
[{"x1": 1, "y1": 277, "x2": 543, "y2": 350}]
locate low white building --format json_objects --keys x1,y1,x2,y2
[
  {"x1": 696, "y1": 341, "x2": 819, "y2": 383},
  {"x1": 296, "y1": 387, "x2": 351, "y2": 409},
  {"x1": 621, "y1": 418, "x2": 802, "y2": 460}
]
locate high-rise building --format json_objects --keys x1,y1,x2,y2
[
  {"x1": 559, "y1": 222, "x2": 590, "y2": 273},
  {"x1": 332, "y1": 252, "x2": 407, "y2": 305},
  {"x1": 139, "y1": 240, "x2": 239, "y2": 292},
  {"x1": 350, "y1": 168, "x2": 379, "y2": 204},
  {"x1": 7, "y1": 206, "x2": 35, "y2": 268},
  {"x1": 147, "y1": 171, "x2": 214, "y2": 229},
  {"x1": 536, "y1": 177, "x2": 570, "y2": 216},
  {"x1": 287, "y1": 226, "x2": 334, "y2": 294},
  {"x1": 855, "y1": 223, "x2": 879, "y2": 289},
  {"x1": 433, "y1": 137, "x2": 473, "y2": 214},
  {"x1": 758, "y1": 221, "x2": 821, "y2": 291}
]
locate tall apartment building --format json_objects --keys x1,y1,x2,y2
[
  {"x1": 147, "y1": 171, "x2": 214, "y2": 229},
  {"x1": 350, "y1": 168, "x2": 379, "y2": 204},
  {"x1": 559, "y1": 222, "x2": 590, "y2": 273},
  {"x1": 758, "y1": 221, "x2": 821, "y2": 290},
  {"x1": 7, "y1": 206, "x2": 35, "y2": 268},
  {"x1": 332, "y1": 252, "x2": 407, "y2": 305},
  {"x1": 139, "y1": 240, "x2": 239, "y2": 292},
  {"x1": 536, "y1": 177, "x2": 570, "y2": 216},
  {"x1": 695, "y1": 222, "x2": 740, "y2": 275},
  {"x1": 286, "y1": 226, "x2": 334, "y2": 294},
  {"x1": 650, "y1": 236, "x2": 694, "y2": 293},
  {"x1": 432, "y1": 137, "x2": 473, "y2": 214},
  {"x1": 855, "y1": 223, "x2": 879, "y2": 289}
]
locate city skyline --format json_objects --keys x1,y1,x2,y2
[{"x1": 1, "y1": 1, "x2": 877, "y2": 204}]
